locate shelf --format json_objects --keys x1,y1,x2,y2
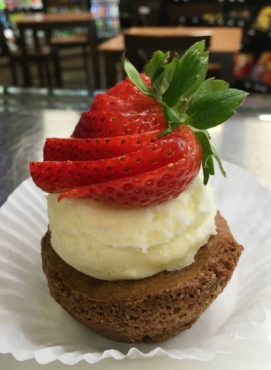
[
  {"x1": 242, "y1": 30, "x2": 271, "y2": 54},
  {"x1": 176, "y1": 17, "x2": 250, "y2": 27},
  {"x1": 169, "y1": 0, "x2": 260, "y2": 3},
  {"x1": 246, "y1": 29, "x2": 271, "y2": 38},
  {"x1": 93, "y1": 15, "x2": 120, "y2": 19},
  {"x1": 235, "y1": 80, "x2": 271, "y2": 93},
  {"x1": 5, "y1": 7, "x2": 43, "y2": 13},
  {"x1": 47, "y1": 0, "x2": 87, "y2": 3},
  {"x1": 92, "y1": 0, "x2": 119, "y2": 3}
]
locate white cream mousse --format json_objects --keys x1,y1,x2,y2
[{"x1": 47, "y1": 177, "x2": 217, "y2": 280}]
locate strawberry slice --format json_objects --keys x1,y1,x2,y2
[
  {"x1": 58, "y1": 156, "x2": 201, "y2": 207},
  {"x1": 30, "y1": 127, "x2": 200, "y2": 194},
  {"x1": 72, "y1": 111, "x2": 166, "y2": 138},
  {"x1": 44, "y1": 131, "x2": 159, "y2": 161}
]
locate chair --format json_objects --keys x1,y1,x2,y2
[
  {"x1": 0, "y1": 23, "x2": 18, "y2": 85},
  {"x1": 0, "y1": 23, "x2": 52, "y2": 87},
  {"x1": 124, "y1": 32, "x2": 212, "y2": 72},
  {"x1": 17, "y1": 13, "x2": 98, "y2": 89},
  {"x1": 15, "y1": 27, "x2": 53, "y2": 87},
  {"x1": 46, "y1": 7, "x2": 97, "y2": 89},
  {"x1": 49, "y1": 30, "x2": 94, "y2": 89}
]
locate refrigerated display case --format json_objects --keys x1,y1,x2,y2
[{"x1": 90, "y1": 0, "x2": 119, "y2": 39}]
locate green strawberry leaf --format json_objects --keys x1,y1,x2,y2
[
  {"x1": 144, "y1": 50, "x2": 168, "y2": 80},
  {"x1": 182, "y1": 39, "x2": 206, "y2": 55},
  {"x1": 211, "y1": 145, "x2": 227, "y2": 177},
  {"x1": 152, "y1": 58, "x2": 177, "y2": 95},
  {"x1": 187, "y1": 89, "x2": 248, "y2": 130},
  {"x1": 191, "y1": 78, "x2": 229, "y2": 104},
  {"x1": 162, "y1": 41, "x2": 209, "y2": 107},
  {"x1": 122, "y1": 55, "x2": 154, "y2": 97},
  {"x1": 195, "y1": 130, "x2": 216, "y2": 184},
  {"x1": 183, "y1": 55, "x2": 209, "y2": 99}
]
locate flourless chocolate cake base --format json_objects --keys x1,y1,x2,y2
[{"x1": 41, "y1": 212, "x2": 243, "y2": 343}]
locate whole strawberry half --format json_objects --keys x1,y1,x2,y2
[
  {"x1": 72, "y1": 111, "x2": 166, "y2": 138},
  {"x1": 30, "y1": 42, "x2": 247, "y2": 207}
]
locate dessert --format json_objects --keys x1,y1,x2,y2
[{"x1": 30, "y1": 41, "x2": 247, "y2": 343}]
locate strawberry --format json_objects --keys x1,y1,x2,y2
[
  {"x1": 44, "y1": 131, "x2": 160, "y2": 161},
  {"x1": 72, "y1": 111, "x2": 166, "y2": 138},
  {"x1": 30, "y1": 42, "x2": 247, "y2": 207},
  {"x1": 72, "y1": 75, "x2": 165, "y2": 139}
]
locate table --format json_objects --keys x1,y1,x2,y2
[
  {"x1": 16, "y1": 12, "x2": 98, "y2": 88},
  {"x1": 17, "y1": 13, "x2": 95, "y2": 26},
  {"x1": 0, "y1": 95, "x2": 271, "y2": 368},
  {"x1": 98, "y1": 27, "x2": 242, "y2": 88}
]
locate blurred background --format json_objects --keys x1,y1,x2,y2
[{"x1": 0, "y1": 0, "x2": 270, "y2": 108}]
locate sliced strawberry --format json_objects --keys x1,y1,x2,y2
[
  {"x1": 44, "y1": 131, "x2": 159, "y2": 161},
  {"x1": 72, "y1": 111, "x2": 166, "y2": 138},
  {"x1": 58, "y1": 155, "x2": 201, "y2": 207},
  {"x1": 31, "y1": 127, "x2": 199, "y2": 194}
]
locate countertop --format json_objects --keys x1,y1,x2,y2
[{"x1": 0, "y1": 98, "x2": 271, "y2": 369}]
